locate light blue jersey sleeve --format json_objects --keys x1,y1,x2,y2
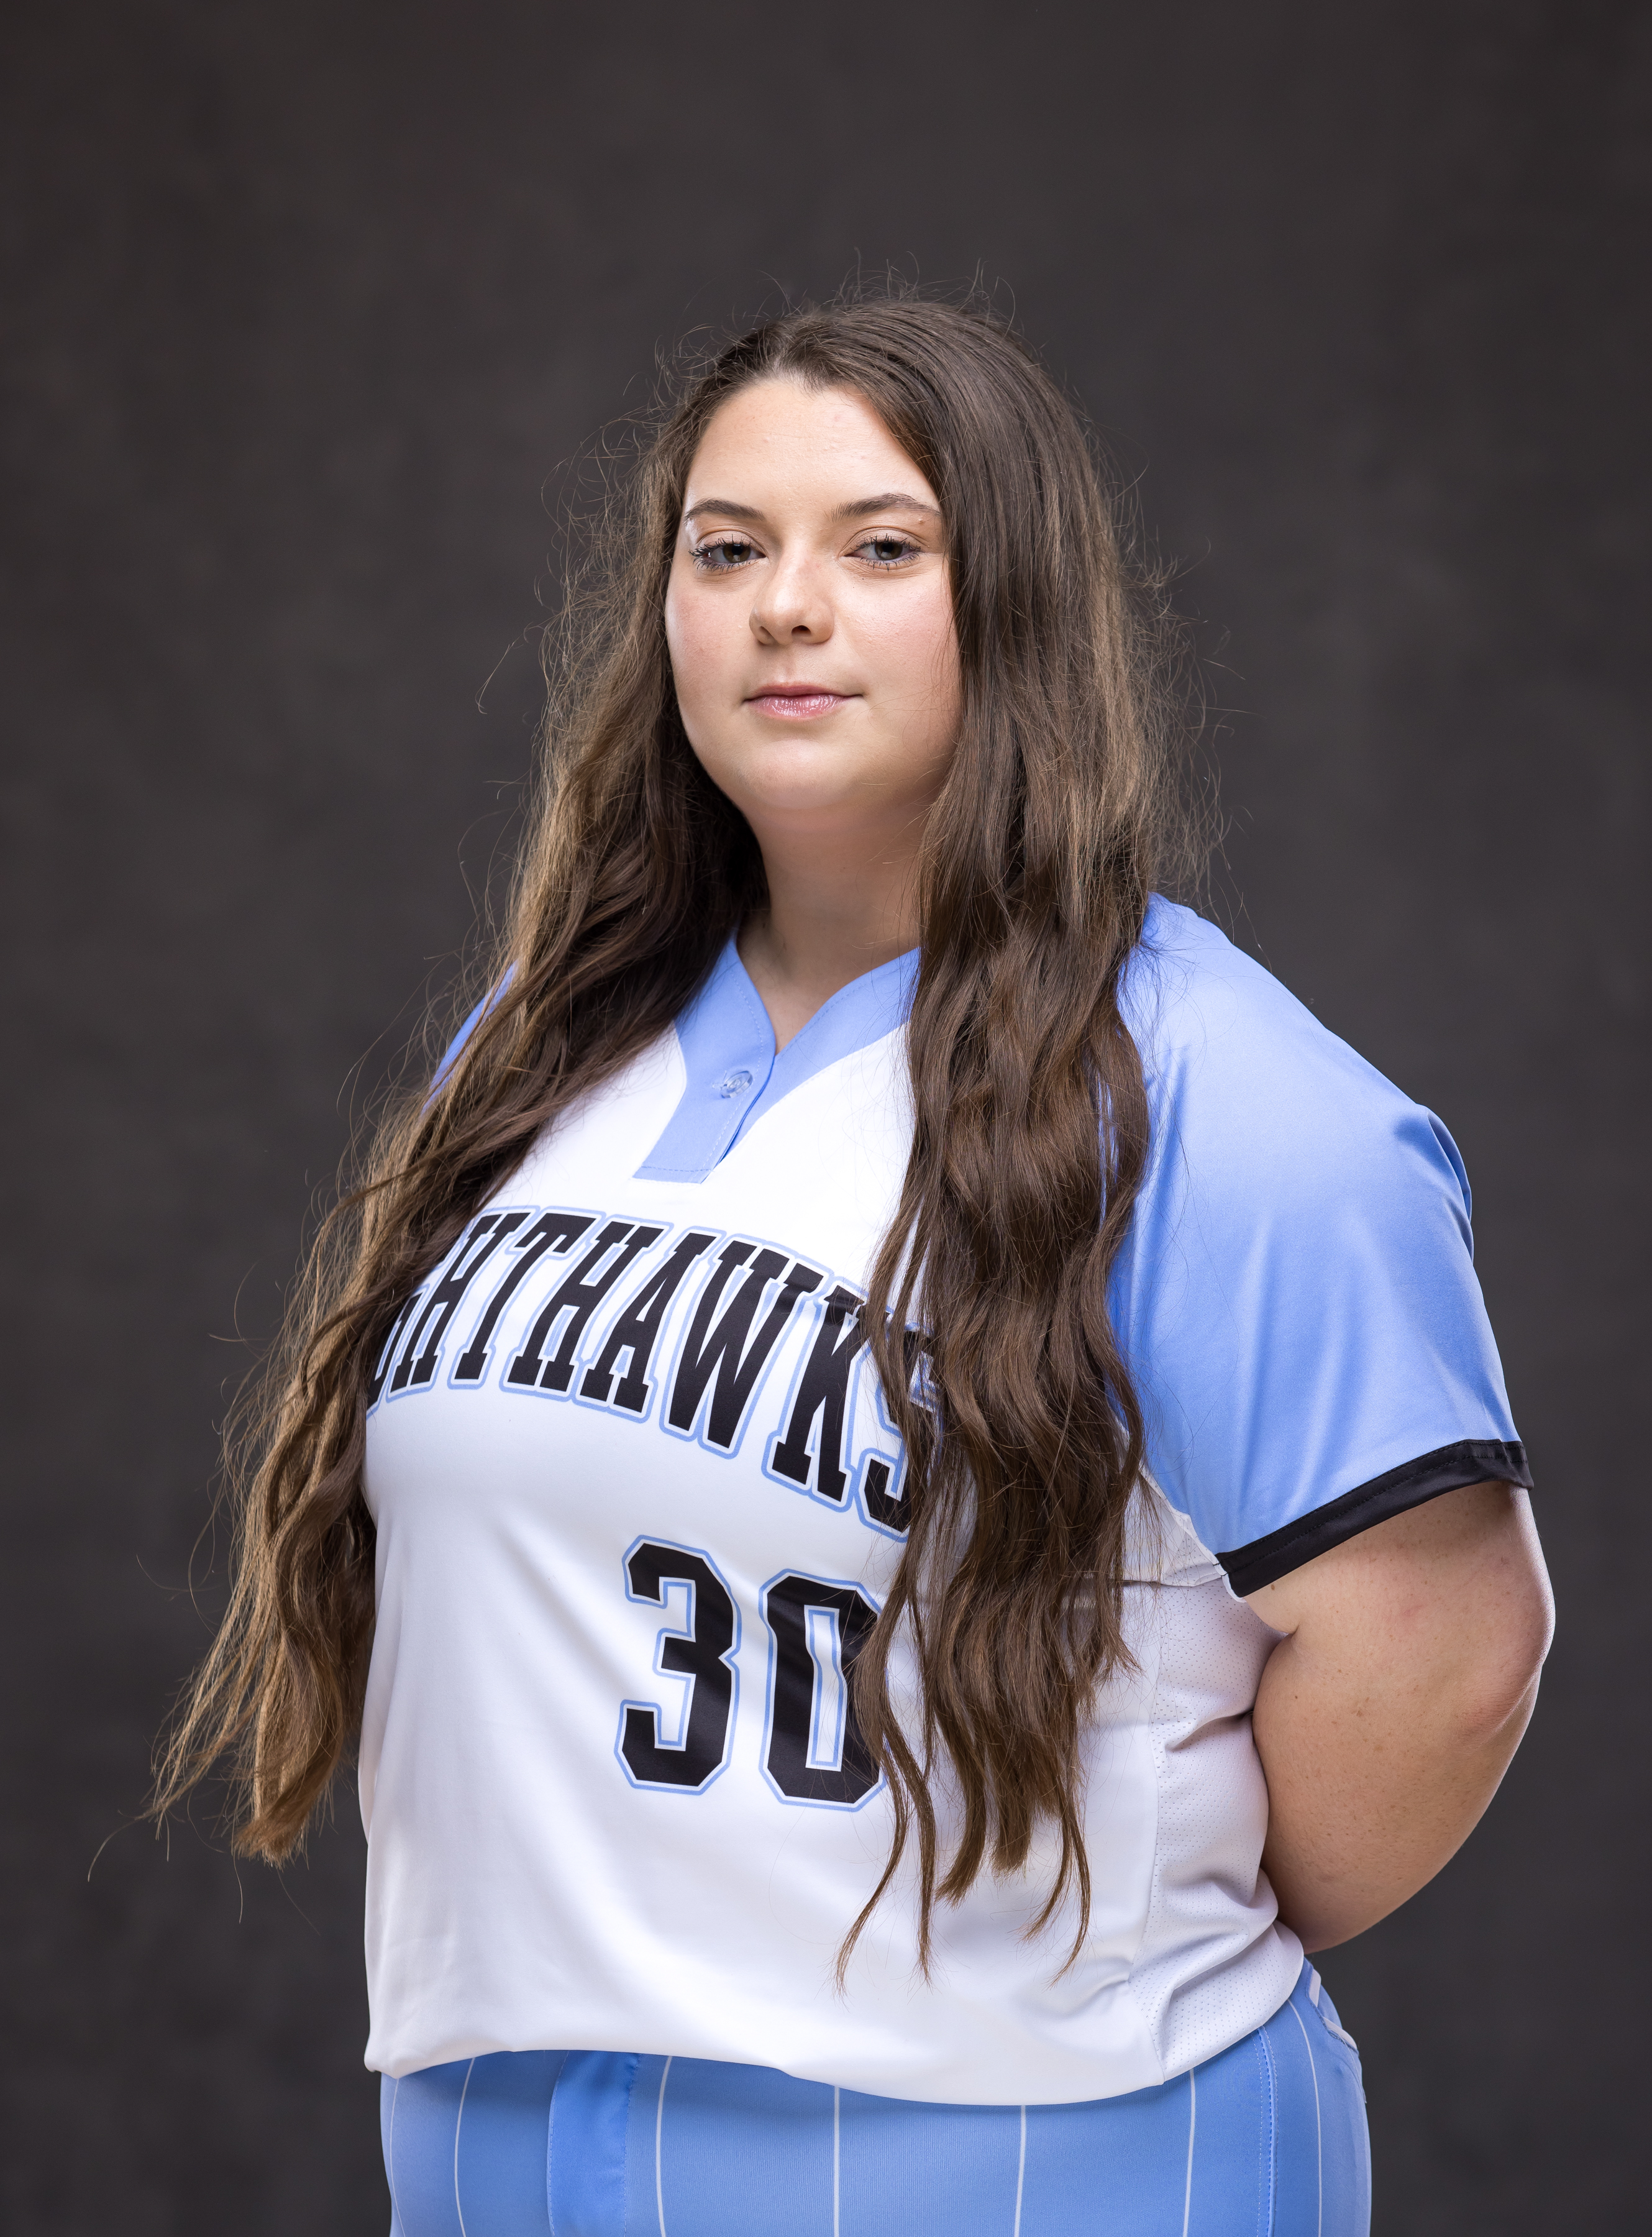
[
  {"x1": 1110, "y1": 899, "x2": 1529, "y2": 1595},
  {"x1": 429, "y1": 971, "x2": 515, "y2": 1094}
]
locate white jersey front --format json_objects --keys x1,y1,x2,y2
[{"x1": 359, "y1": 899, "x2": 1528, "y2": 2102}]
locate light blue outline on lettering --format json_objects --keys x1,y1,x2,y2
[
  {"x1": 656, "y1": 1233, "x2": 821, "y2": 1465},
  {"x1": 756, "y1": 1567, "x2": 886, "y2": 1813},
  {"x1": 365, "y1": 1286, "x2": 426, "y2": 1418},
  {"x1": 849, "y1": 1359, "x2": 911, "y2": 1540},
  {"x1": 496, "y1": 1215, "x2": 664, "y2": 1407},
  {"x1": 440, "y1": 1203, "x2": 602, "y2": 1394},
  {"x1": 759, "y1": 1274, "x2": 870, "y2": 1516},
  {"x1": 614, "y1": 1535, "x2": 741, "y2": 1797},
  {"x1": 567, "y1": 1224, "x2": 727, "y2": 1430}
]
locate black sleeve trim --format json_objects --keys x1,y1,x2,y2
[{"x1": 1218, "y1": 1439, "x2": 1533, "y2": 1598}]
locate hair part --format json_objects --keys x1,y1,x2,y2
[{"x1": 153, "y1": 281, "x2": 1198, "y2": 1974}]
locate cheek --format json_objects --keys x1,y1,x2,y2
[
  {"x1": 869, "y1": 584, "x2": 962, "y2": 748},
  {"x1": 663, "y1": 578, "x2": 731, "y2": 726}
]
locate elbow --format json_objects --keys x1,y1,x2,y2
[{"x1": 1451, "y1": 1557, "x2": 1555, "y2": 1747}]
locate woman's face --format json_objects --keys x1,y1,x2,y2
[{"x1": 664, "y1": 378, "x2": 962, "y2": 849}]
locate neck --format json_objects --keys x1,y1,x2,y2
[{"x1": 737, "y1": 814, "x2": 924, "y2": 1052}]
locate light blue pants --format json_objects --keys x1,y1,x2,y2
[{"x1": 381, "y1": 1963, "x2": 1369, "y2": 2236}]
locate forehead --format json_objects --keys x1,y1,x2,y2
[{"x1": 683, "y1": 378, "x2": 937, "y2": 511}]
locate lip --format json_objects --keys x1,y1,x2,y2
[{"x1": 744, "y1": 685, "x2": 855, "y2": 720}]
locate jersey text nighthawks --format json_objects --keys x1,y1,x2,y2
[{"x1": 372, "y1": 1205, "x2": 903, "y2": 1808}]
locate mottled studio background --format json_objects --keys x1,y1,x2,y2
[{"x1": 3, "y1": 1, "x2": 1646, "y2": 2229}]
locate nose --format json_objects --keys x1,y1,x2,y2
[{"x1": 749, "y1": 549, "x2": 833, "y2": 646}]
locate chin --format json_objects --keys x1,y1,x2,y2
[
  {"x1": 718, "y1": 744, "x2": 874, "y2": 815},
  {"x1": 742, "y1": 785, "x2": 872, "y2": 829}
]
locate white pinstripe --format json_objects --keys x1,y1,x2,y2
[
  {"x1": 1308, "y1": 1969, "x2": 1359, "y2": 2052},
  {"x1": 386, "y1": 2009, "x2": 1348, "y2": 2235},
  {"x1": 833, "y1": 2085, "x2": 841, "y2": 2237},
  {"x1": 1180, "y1": 2069, "x2": 1197, "y2": 2237},
  {"x1": 453, "y1": 2057, "x2": 477, "y2": 2237},
  {"x1": 386, "y1": 2076, "x2": 404, "y2": 2235},
  {"x1": 655, "y1": 2056, "x2": 674, "y2": 2236},
  {"x1": 1287, "y1": 2001, "x2": 1324, "y2": 2237}
]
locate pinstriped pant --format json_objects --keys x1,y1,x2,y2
[{"x1": 381, "y1": 1964, "x2": 1370, "y2": 2236}]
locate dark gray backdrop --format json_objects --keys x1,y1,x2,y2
[{"x1": 4, "y1": 1, "x2": 1646, "y2": 2230}]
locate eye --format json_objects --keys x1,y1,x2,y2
[
  {"x1": 852, "y1": 533, "x2": 922, "y2": 570},
  {"x1": 690, "y1": 535, "x2": 760, "y2": 572}
]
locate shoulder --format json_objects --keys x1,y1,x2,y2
[
  {"x1": 1108, "y1": 902, "x2": 1523, "y2": 1578},
  {"x1": 1125, "y1": 896, "x2": 1403, "y2": 1114},
  {"x1": 1121, "y1": 897, "x2": 1471, "y2": 1228}
]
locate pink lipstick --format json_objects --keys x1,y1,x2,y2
[{"x1": 747, "y1": 685, "x2": 852, "y2": 720}]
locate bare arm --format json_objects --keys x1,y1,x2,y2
[{"x1": 1243, "y1": 1481, "x2": 1553, "y2": 1953}]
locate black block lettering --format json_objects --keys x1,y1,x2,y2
[
  {"x1": 764, "y1": 1574, "x2": 880, "y2": 1805},
  {"x1": 580, "y1": 1230, "x2": 717, "y2": 1412},
  {"x1": 769, "y1": 1285, "x2": 867, "y2": 1503},
  {"x1": 390, "y1": 1211, "x2": 529, "y2": 1391},
  {"x1": 667, "y1": 1242, "x2": 823, "y2": 1450},
  {"x1": 858, "y1": 1329, "x2": 925, "y2": 1533},
  {"x1": 367, "y1": 1289, "x2": 424, "y2": 1407},
  {"x1": 452, "y1": 1210, "x2": 596, "y2": 1383},
  {"x1": 861, "y1": 1457, "x2": 908, "y2": 1533},
  {"x1": 506, "y1": 1220, "x2": 665, "y2": 1393},
  {"x1": 619, "y1": 1544, "x2": 737, "y2": 1790}
]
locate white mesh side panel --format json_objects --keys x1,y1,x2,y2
[{"x1": 1123, "y1": 1532, "x2": 1301, "y2": 2075}]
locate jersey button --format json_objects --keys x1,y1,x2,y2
[{"x1": 719, "y1": 1069, "x2": 754, "y2": 1098}]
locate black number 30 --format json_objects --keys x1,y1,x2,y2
[
  {"x1": 618, "y1": 1544, "x2": 739, "y2": 1789},
  {"x1": 762, "y1": 1573, "x2": 880, "y2": 1806},
  {"x1": 618, "y1": 1541, "x2": 880, "y2": 1809}
]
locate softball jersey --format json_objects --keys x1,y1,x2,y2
[{"x1": 358, "y1": 897, "x2": 1527, "y2": 2104}]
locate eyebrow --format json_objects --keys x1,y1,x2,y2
[
  {"x1": 682, "y1": 498, "x2": 762, "y2": 523},
  {"x1": 831, "y1": 490, "x2": 941, "y2": 523},
  {"x1": 681, "y1": 490, "x2": 941, "y2": 526}
]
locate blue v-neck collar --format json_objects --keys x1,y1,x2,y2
[{"x1": 633, "y1": 933, "x2": 919, "y2": 1184}]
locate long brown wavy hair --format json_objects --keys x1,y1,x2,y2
[{"x1": 155, "y1": 288, "x2": 1192, "y2": 1970}]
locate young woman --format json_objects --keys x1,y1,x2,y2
[{"x1": 160, "y1": 294, "x2": 1553, "y2": 2236}]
